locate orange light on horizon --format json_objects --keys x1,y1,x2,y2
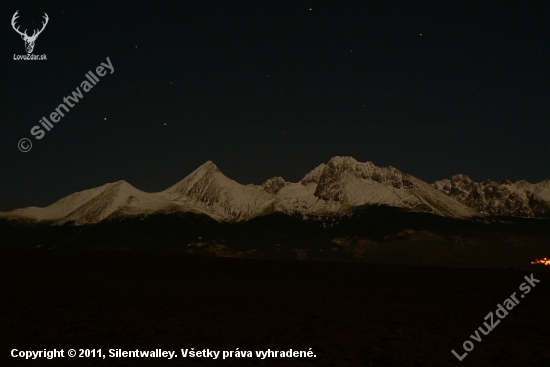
[{"x1": 531, "y1": 258, "x2": 550, "y2": 266}]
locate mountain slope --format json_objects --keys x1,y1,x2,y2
[
  {"x1": 59, "y1": 180, "x2": 186, "y2": 225},
  {"x1": 275, "y1": 157, "x2": 476, "y2": 218},
  {"x1": 0, "y1": 181, "x2": 188, "y2": 225},
  {"x1": 433, "y1": 175, "x2": 550, "y2": 218},
  {"x1": 157, "y1": 161, "x2": 277, "y2": 222},
  {"x1": 2, "y1": 157, "x2": 547, "y2": 225}
]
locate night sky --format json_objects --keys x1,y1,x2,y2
[{"x1": 1, "y1": 1, "x2": 548, "y2": 211}]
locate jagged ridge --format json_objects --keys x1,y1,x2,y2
[
  {"x1": 433, "y1": 175, "x2": 550, "y2": 218},
  {"x1": 1, "y1": 157, "x2": 548, "y2": 225}
]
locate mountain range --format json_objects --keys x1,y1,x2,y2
[{"x1": 2, "y1": 156, "x2": 549, "y2": 225}]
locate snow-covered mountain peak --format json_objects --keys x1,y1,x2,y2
[
  {"x1": 434, "y1": 174, "x2": 473, "y2": 192},
  {"x1": 512, "y1": 180, "x2": 535, "y2": 190},
  {"x1": 191, "y1": 160, "x2": 221, "y2": 178},
  {"x1": 59, "y1": 180, "x2": 177, "y2": 225},
  {"x1": 277, "y1": 156, "x2": 475, "y2": 218},
  {"x1": 161, "y1": 160, "x2": 225, "y2": 198},
  {"x1": 433, "y1": 175, "x2": 550, "y2": 218},
  {"x1": 159, "y1": 161, "x2": 276, "y2": 222},
  {"x1": 316, "y1": 157, "x2": 420, "y2": 192},
  {"x1": 451, "y1": 174, "x2": 473, "y2": 182},
  {"x1": 2, "y1": 157, "x2": 546, "y2": 225},
  {"x1": 300, "y1": 163, "x2": 326, "y2": 185},
  {"x1": 262, "y1": 177, "x2": 289, "y2": 195},
  {"x1": 104, "y1": 180, "x2": 135, "y2": 192},
  {"x1": 326, "y1": 155, "x2": 359, "y2": 167},
  {"x1": 199, "y1": 160, "x2": 220, "y2": 171},
  {"x1": 0, "y1": 180, "x2": 177, "y2": 225}
]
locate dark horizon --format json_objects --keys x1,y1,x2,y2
[{"x1": 1, "y1": 1, "x2": 548, "y2": 211}]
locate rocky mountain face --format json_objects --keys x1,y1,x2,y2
[
  {"x1": 433, "y1": 174, "x2": 550, "y2": 218},
  {"x1": 158, "y1": 161, "x2": 277, "y2": 222},
  {"x1": 1, "y1": 157, "x2": 548, "y2": 225},
  {"x1": 274, "y1": 156, "x2": 475, "y2": 218},
  {"x1": 4, "y1": 180, "x2": 188, "y2": 225}
]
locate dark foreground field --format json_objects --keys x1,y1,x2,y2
[{"x1": 1, "y1": 249, "x2": 549, "y2": 367}]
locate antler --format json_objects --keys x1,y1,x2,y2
[
  {"x1": 29, "y1": 13, "x2": 49, "y2": 40},
  {"x1": 11, "y1": 11, "x2": 49, "y2": 40},
  {"x1": 11, "y1": 10, "x2": 28, "y2": 38}
]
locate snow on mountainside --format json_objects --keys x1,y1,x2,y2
[
  {"x1": 275, "y1": 156, "x2": 476, "y2": 218},
  {"x1": 1, "y1": 183, "x2": 111, "y2": 222},
  {"x1": 433, "y1": 175, "x2": 550, "y2": 218},
  {"x1": 261, "y1": 177, "x2": 289, "y2": 195},
  {"x1": 301, "y1": 163, "x2": 326, "y2": 185},
  {"x1": 158, "y1": 161, "x2": 277, "y2": 222},
  {"x1": 2, "y1": 156, "x2": 547, "y2": 225},
  {"x1": 60, "y1": 181, "x2": 184, "y2": 225},
  {"x1": 0, "y1": 181, "x2": 182, "y2": 225}
]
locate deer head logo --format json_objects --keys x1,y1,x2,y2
[{"x1": 11, "y1": 10, "x2": 49, "y2": 54}]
